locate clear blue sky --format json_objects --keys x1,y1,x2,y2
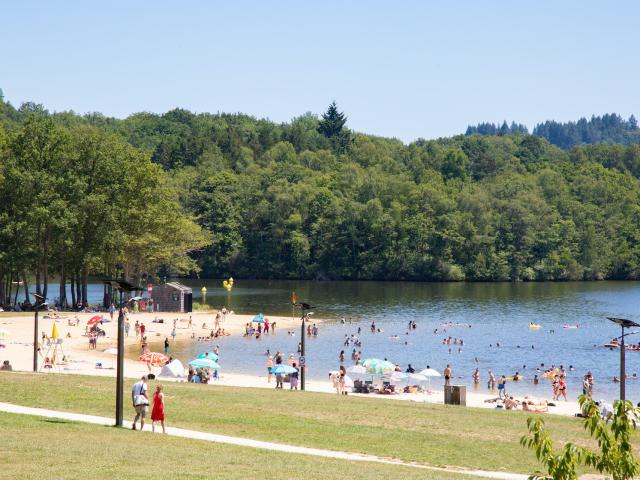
[{"x1": 1, "y1": 1, "x2": 638, "y2": 142}]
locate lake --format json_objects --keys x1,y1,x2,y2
[{"x1": 35, "y1": 279, "x2": 640, "y2": 402}]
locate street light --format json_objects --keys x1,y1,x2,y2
[
  {"x1": 31, "y1": 293, "x2": 47, "y2": 372},
  {"x1": 297, "y1": 302, "x2": 314, "y2": 391},
  {"x1": 607, "y1": 317, "x2": 640, "y2": 402},
  {"x1": 103, "y1": 278, "x2": 143, "y2": 427}
]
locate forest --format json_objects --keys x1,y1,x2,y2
[
  {"x1": 467, "y1": 113, "x2": 640, "y2": 149},
  {"x1": 1, "y1": 95, "x2": 640, "y2": 307}
]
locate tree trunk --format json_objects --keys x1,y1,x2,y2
[
  {"x1": 42, "y1": 261, "x2": 49, "y2": 303},
  {"x1": 35, "y1": 269, "x2": 42, "y2": 297},
  {"x1": 81, "y1": 267, "x2": 88, "y2": 307},
  {"x1": 59, "y1": 263, "x2": 66, "y2": 309},
  {"x1": 13, "y1": 278, "x2": 19, "y2": 305},
  {"x1": 7, "y1": 272, "x2": 13, "y2": 306},
  {"x1": 0, "y1": 270, "x2": 5, "y2": 305},
  {"x1": 75, "y1": 271, "x2": 81, "y2": 308},
  {"x1": 70, "y1": 275, "x2": 76, "y2": 308},
  {"x1": 22, "y1": 272, "x2": 30, "y2": 305}
]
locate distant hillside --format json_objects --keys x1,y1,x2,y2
[
  {"x1": 467, "y1": 113, "x2": 640, "y2": 149},
  {"x1": 2, "y1": 95, "x2": 640, "y2": 284}
]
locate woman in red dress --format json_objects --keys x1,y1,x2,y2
[{"x1": 151, "y1": 385, "x2": 166, "y2": 433}]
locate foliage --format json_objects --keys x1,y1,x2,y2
[
  {"x1": 521, "y1": 396, "x2": 640, "y2": 480},
  {"x1": 466, "y1": 121, "x2": 529, "y2": 136},
  {"x1": 534, "y1": 114, "x2": 640, "y2": 149},
  {"x1": 2, "y1": 96, "x2": 640, "y2": 283},
  {"x1": 0, "y1": 111, "x2": 209, "y2": 307},
  {"x1": 468, "y1": 114, "x2": 640, "y2": 149}
]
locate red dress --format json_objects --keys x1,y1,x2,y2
[{"x1": 151, "y1": 392, "x2": 164, "y2": 421}]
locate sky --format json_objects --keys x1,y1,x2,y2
[{"x1": 1, "y1": 1, "x2": 639, "y2": 142}]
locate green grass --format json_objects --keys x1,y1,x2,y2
[
  {"x1": 0, "y1": 412, "x2": 477, "y2": 480},
  {"x1": 0, "y1": 371, "x2": 596, "y2": 475}
]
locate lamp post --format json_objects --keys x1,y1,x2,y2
[
  {"x1": 32, "y1": 293, "x2": 46, "y2": 372},
  {"x1": 103, "y1": 279, "x2": 143, "y2": 427},
  {"x1": 607, "y1": 317, "x2": 640, "y2": 402},
  {"x1": 298, "y1": 302, "x2": 314, "y2": 391}
]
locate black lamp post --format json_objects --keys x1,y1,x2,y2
[
  {"x1": 103, "y1": 279, "x2": 143, "y2": 427},
  {"x1": 32, "y1": 293, "x2": 46, "y2": 372},
  {"x1": 297, "y1": 302, "x2": 314, "y2": 391},
  {"x1": 607, "y1": 317, "x2": 640, "y2": 402}
]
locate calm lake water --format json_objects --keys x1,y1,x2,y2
[{"x1": 36, "y1": 279, "x2": 640, "y2": 402}]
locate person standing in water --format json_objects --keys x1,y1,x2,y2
[
  {"x1": 266, "y1": 355, "x2": 274, "y2": 383},
  {"x1": 497, "y1": 375, "x2": 507, "y2": 399},
  {"x1": 487, "y1": 369, "x2": 496, "y2": 389}
]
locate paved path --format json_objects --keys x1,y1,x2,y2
[{"x1": 0, "y1": 401, "x2": 527, "y2": 480}]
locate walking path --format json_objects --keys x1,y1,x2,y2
[{"x1": 0, "y1": 401, "x2": 527, "y2": 480}]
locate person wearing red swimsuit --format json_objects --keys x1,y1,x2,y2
[{"x1": 151, "y1": 385, "x2": 166, "y2": 433}]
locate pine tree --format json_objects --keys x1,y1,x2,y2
[{"x1": 318, "y1": 101, "x2": 347, "y2": 138}]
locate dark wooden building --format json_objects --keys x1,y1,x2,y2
[{"x1": 151, "y1": 282, "x2": 193, "y2": 313}]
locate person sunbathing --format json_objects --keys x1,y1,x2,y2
[
  {"x1": 522, "y1": 401, "x2": 548, "y2": 413},
  {"x1": 504, "y1": 396, "x2": 519, "y2": 410}
]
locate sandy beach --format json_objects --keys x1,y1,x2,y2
[{"x1": 0, "y1": 309, "x2": 581, "y2": 417}]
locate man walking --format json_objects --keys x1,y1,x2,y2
[{"x1": 132, "y1": 375, "x2": 149, "y2": 430}]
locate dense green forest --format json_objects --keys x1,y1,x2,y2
[
  {"x1": 2, "y1": 94, "x2": 640, "y2": 303},
  {"x1": 467, "y1": 113, "x2": 640, "y2": 149},
  {"x1": 0, "y1": 100, "x2": 209, "y2": 307}
]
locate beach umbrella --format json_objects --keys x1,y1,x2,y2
[
  {"x1": 51, "y1": 322, "x2": 59, "y2": 340},
  {"x1": 418, "y1": 368, "x2": 441, "y2": 389},
  {"x1": 189, "y1": 357, "x2": 221, "y2": 369},
  {"x1": 343, "y1": 374, "x2": 354, "y2": 389},
  {"x1": 252, "y1": 313, "x2": 265, "y2": 323},
  {"x1": 347, "y1": 365, "x2": 367, "y2": 375},
  {"x1": 139, "y1": 352, "x2": 169, "y2": 366},
  {"x1": 361, "y1": 358, "x2": 395, "y2": 375},
  {"x1": 389, "y1": 371, "x2": 408, "y2": 383},
  {"x1": 408, "y1": 373, "x2": 428, "y2": 383},
  {"x1": 197, "y1": 352, "x2": 219, "y2": 361},
  {"x1": 271, "y1": 364, "x2": 296, "y2": 375},
  {"x1": 87, "y1": 315, "x2": 103, "y2": 326}
]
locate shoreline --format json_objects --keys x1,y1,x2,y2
[{"x1": 0, "y1": 310, "x2": 582, "y2": 416}]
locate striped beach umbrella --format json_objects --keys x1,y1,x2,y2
[{"x1": 139, "y1": 352, "x2": 169, "y2": 366}]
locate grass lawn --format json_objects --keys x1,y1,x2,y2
[
  {"x1": 0, "y1": 412, "x2": 478, "y2": 480},
  {"x1": 0, "y1": 371, "x2": 597, "y2": 475}
]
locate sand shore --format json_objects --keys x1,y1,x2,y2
[{"x1": 0, "y1": 310, "x2": 581, "y2": 416}]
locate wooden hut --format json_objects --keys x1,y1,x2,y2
[{"x1": 151, "y1": 282, "x2": 192, "y2": 313}]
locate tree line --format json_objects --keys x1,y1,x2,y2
[
  {"x1": 467, "y1": 113, "x2": 640, "y2": 149},
  {"x1": 1, "y1": 97, "x2": 640, "y2": 296},
  {"x1": 0, "y1": 107, "x2": 209, "y2": 307}
]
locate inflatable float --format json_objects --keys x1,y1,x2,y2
[
  {"x1": 562, "y1": 325, "x2": 579, "y2": 329},
  {"x1": 529, "y1": 323, "x2": 542, "y2": 329}
]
